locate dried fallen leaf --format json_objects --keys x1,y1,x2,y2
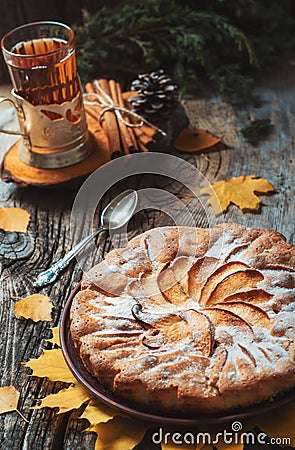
[
  {"x1": 0, "y1": 207, "x2": 30, "y2": 232},
  {"x1": 0, "y1": 386, "x2": 28, "y2": 422},
  {"x1": 91, "y1": 416, "x2": 147, "y2": 450},
  {"x1": 21, "y1": 335, "x2": 295, "y2": 450},
  {"x1": 24, "y1": 348, "x2": 76, "y2": 384},
  {"x1": 79, "y1": 401, "x2": 116, "y2": 427},
  {"x1": 47, "y1": 326, "x2": 60, "y2": 347},
  {"x1": 174, "y1": 128, "x2": 221, "y2": 152},
  {"x1": 0, "y1": 386, "x2": 20, "y2": 414},
  {"x1": 32, "y1": 384, "x2": 90, "y2": 414},
  {"x1": 14, "y1": 294, "x2": 53, "y2": 322},
  {"x1": 201, "y1": 175, "x2": 274, "y2": 214}
]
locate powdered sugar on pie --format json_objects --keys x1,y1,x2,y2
[{"x1": 70, "y1": 224, "x2": 295, "y2": 415}]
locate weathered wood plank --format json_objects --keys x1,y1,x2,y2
[
  {"x1": 0, "y1": 67, "x2": 294, "y2": 449},
  {"x1": 182, "y1": 69, "x2": 295, "y2": 244}
]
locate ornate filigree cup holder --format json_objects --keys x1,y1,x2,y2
[
  {"x1": 0, "y1": 21, "x2": 95, "y2": 174},
  {"x1": 1, "y1": 88, "x2": 93, "y2": 169}
]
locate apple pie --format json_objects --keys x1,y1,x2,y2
[{"x1": 70, "y1": 224, "x2": 295, "y2": 414}]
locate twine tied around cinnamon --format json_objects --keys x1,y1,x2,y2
[{"x1": 83, "y1": 80, "x2": 167, "y2": 136}]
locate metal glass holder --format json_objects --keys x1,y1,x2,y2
[{"x1": 0, "y1": 89, "x2": 93, "y2": 169}]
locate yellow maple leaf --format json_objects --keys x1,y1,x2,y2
[
  {"x1": 0, "y1": 386, "x2": 28, "y2": 422},
  {"x1": 32, "y1": 384, "x2": 90, "y2": 414},
  {"x1": 201, "y1": 175, "x2": 274, "y2": 214},
  {"x1": 90, "y1": 416, "x2": 147, "y2": 450},
  {"x1": 47, "y1": 326, "x2": 60, "y2": 347},
  {"x1": 0, "y1": 207, "x2": 30, "y2": 232},
  {"x1": 24, "y1": 348, "x2": 76, "y2": 384},
  {"x1": 0, "y1": 386, "x2": 20, "y2": 414},
  {"x1": 14, "y1": 294, "x2": 53, "y2": 322},
  {"x1": 79, "y1": 401, "x2": 116, "y2": 427}
]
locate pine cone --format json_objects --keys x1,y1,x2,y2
[{"x1": 129, "y1": 69, "x2": 179, "y2": 119}]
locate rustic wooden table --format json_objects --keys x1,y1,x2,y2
[{"x1": 0, "y1": 68, "x2": 294, "y2": 449}]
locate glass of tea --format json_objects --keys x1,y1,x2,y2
[{"x1": 1, "y1": 21, "x2": 93, "y2": 169}]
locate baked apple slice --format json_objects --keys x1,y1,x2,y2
[
  {"x1": 222, "y1": 289, "x2": 272, "y2": 304},
  {"x1": 131, "y1": 303, "x2": 181, "y2": 330},
  {"x1": 128, "y1": 272, "x2": 161, "y2": 298},
  {"x1": 215, "y1": 302, "x2": 270, "y2": 328},
  {"x1": 180, "y1": 309, "x2": 215, "y2": 356},
  {"x1": 199, "y1": 261, "x2": 250, "y2": 305},
  {"x1": 208, "y1": 346, "x2": 228, "y2": 387},
  {"x1": 85, "y1": 260, "x2": 131, "y2": 296},
  {"x1": 141, "y1": 313, "x2": 188, "y2": 349},
  {"x1": 188, "y1": 257, "x2": 219, "y2": 300},
  {"x1": 202, "y1": 307, "x2": 253, "y2": 331},
  {"x1": 142, "y1": 308, "x2": 214, "y2": 356},
  {"x1": 144, "y1": 228, "x2": 178, "y2": 264},
  {"x1": 169, "y1": 256, "x2": 193, "y2": 292},
  {"x1": 238, "y1": 344, "x2": 257, "y2": 366},
  {"x1": 128, "y1": 272, "x2": 177, "y2": 310},
  {"x1": 205, "y1": 269, "x2": 264, "y2": 305},
  {"x1": 158, "y1": 265, "x2": 189, "y2": 305}
]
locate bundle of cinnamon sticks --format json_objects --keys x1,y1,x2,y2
[{"x1": 84, "y1": 79, "x2": 157, "y2": 159}]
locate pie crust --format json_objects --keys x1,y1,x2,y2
[{"x1": 70, "y1": 224, "x2": 295, "y2": 414}]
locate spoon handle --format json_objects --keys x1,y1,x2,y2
[{"x1": 33, "y1": 226, "x2": 105, "y2": 288}]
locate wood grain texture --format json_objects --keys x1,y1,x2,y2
[{"x1": 0, "y1": 67, "x2": 294, "y2": 450}]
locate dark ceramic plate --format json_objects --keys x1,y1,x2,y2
[{"x1": 60, "y1": 283, "x2": 295, "y2": 426}]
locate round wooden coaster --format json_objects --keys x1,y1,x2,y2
[
  {"x1": 0, "y1": 92, "x2": 188, "y2": 188},
  {"x1": 1, "y1": 131, "x2": 110, "y2": 187}
]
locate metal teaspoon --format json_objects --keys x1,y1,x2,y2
[{"x1": 33, "y1": 189, "x2": 138, "y2": 288}]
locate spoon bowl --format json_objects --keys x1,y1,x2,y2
[{"x1": 101, "y1": 189, "x2": 138, "y2": 230}]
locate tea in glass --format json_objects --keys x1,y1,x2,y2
[{"x1": 1, "y1": 21, "x2": 92, "y2": 169}]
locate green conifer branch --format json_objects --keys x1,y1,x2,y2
[{"x1": 74, "y1": 0, "x2": 294, "y2": 95}]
